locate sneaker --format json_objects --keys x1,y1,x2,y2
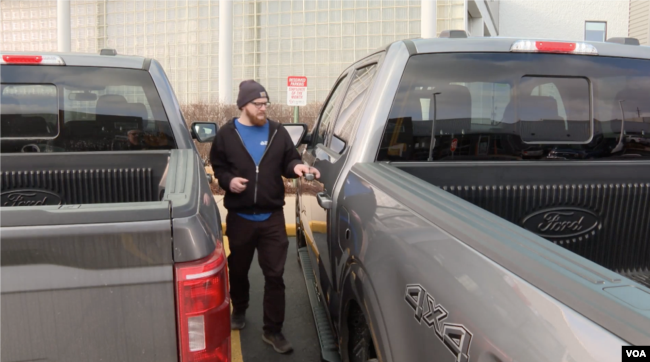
[
  {"x1": 262, "y1": 332, "x2": 293, "y2": 354},
  {"x1": 231, "y1": 312, "x2": 246, "y2": 330}
]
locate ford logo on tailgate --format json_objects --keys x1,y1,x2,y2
[
  {"x1": 522, "y1": 207, "x2": 600, "y2": 239},
  {"x1": 1, "y1": 190, "x2": 62, "y2": 207}
]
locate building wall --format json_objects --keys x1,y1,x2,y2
[
  {"x1": 1, "y1": 0, "x2": 221, "y2": 105},
  {"x1": 0, "y1": 0, "x2": 476, "y2": 104},
  {"x1": 1, "y1": 1, "x2": 59, "y2": 52},
  {"x1": 629, "y1": 0, "x2": 650, "y2": 45},
  {"x1": 232, "y1": 0, "x2": 467, "y2": 102},
  {"x1": 2, "y1": 1, "x2": 638, "y2": 104},
  {"x1": 498, "y1": 0, "x2": 629, "y2": 41},
  {"x1": 232, "y1": 0, "x2": 425, "y2": 103},
  {"x1": 437, "y1": 0, "x2": 466, "y2": 34}
]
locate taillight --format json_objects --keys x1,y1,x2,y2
[
  {"x1": 175, "y1": 242, "x2": 231, "y2": 362},
  {"x1": 0, "y1": 54, "x2": 66, "y2": 65},
  {"x1": 510, "y1": 40, "x2": 598, "y2": 55}
]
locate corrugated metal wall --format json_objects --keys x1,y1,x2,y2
[{"x1": 629, "y1": 0, "x2": 650, "y2": 45}]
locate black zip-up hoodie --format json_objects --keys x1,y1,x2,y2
[{"x1": 210, "y1": 118, "x2": 302, "y2": 214}]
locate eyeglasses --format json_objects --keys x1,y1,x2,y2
[{"x1": 251, "y1": 101, "x2": 271, "y2": 109}]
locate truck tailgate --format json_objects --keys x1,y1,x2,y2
[{"x1": 1, "y1": 218, "x2": 178, "y2": 362}]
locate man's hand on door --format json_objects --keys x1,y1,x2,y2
[{"x1": 294, "y1": 164, "x2": 320, "y2": 179}]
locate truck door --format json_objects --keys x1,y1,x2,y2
[
  {"x1": 299, "y1": 71, "x2": 351, "y2": 295},
  {"x1": 300, "y1": 60, "x2": 380, "y2": 305}
]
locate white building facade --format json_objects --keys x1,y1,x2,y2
[
  {"x1": 498, "y1": 0, "x2": 630, "y2": 42},
  {"x1": 629, "y1": 0, "x2": 650, "y2": 44},
  {"x1": 1, "y1": 0, "x2": 645, "y2": 104}
]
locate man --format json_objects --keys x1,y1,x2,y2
[
  {"x1": 210, "y1": 80, "x2": 320, "y2": 354},
  {"x1": 127, "y1": 129, "x2": 143, "y2": 148}
]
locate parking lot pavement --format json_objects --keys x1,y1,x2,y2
[{"x1": 228, "y1": 237, "x2": 322, "y2": 362}]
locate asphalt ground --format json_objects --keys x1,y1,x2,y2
[{"x1": 225, "y1": 236, "x2": 322, "y2": 362}]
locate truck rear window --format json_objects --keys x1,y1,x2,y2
[
  {"x1": 1, "y1": 65, "x2": 176, "y2": 153},
  {"x1": 379, "y1": 53, "x2": 650, "y2": 162}
]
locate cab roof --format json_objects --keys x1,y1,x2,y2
[
  {"x1": 405, "y1": 36, "x2": 650, "y2": 60},
  {"x1": 0, "y1": 50, "x2": 147, "y2": 69}
]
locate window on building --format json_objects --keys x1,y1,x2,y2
[{"x1": 585, "y1": 21, "x2": 607, "y2": 42}]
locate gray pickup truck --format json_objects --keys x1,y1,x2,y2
[
  {"x1": 1, "y1": 51, "x2": 230, "y2": 362},
  {"x1": 293, "y1": 34, "x2": 650, "y2": 362}
]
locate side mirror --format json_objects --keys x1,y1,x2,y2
[
  {"x1": 283, "y1": 123, "x2": 309, "y2": 147},
  {"x1": 191, "y1": 122, "x2": 218, "y2": 143}
]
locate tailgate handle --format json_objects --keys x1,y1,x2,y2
[{"x1": 317, "y1": 192, "x2": 332, "y2": 210}]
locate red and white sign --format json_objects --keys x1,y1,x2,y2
[
  {"x1": 287, "y1": 76, "x2": 307, "y2": 106},
  {"x1": 450, "y1": 138, "x2": 458, "y2": 152}
]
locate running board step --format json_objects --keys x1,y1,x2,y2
[{"x1": 298, "y1": 247, "x2": 342, "y2": 362}]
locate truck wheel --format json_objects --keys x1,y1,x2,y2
[{"x1": 348, "y1": 306, "x2": 377, "y2": 362}]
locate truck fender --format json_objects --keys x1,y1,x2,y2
[{"x1": 338, "y1": 261, "x2": 393, "y2": 362}]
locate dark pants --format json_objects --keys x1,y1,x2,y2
[{"x1": 226, "y1": 210, "x2": 289, "y2": 334}]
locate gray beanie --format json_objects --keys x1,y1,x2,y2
[{"x1": 237, "y1": 80, "x2": 269, "y2": 109}]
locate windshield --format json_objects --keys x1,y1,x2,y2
[
  {"x1": 379, "y1": 53, "x2": 650, "y2": 162},
  {"x1": 1, "y1": 65, "x2": 176, "y2": 153}
]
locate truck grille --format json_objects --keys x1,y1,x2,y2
[
  {"x1": 1, "y1": 168, "x2": 157, "y2": 204},
  {"x1": 441, "y1": 183, "x2": 650, "y2": 275}
]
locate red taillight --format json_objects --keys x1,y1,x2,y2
[
  {"x1": 175, "y1": 242, "x2": 231, "y2": 362},
  {"x1": 510, "y1": 40, "x2": 598, "y2": 55},
  {"x1": 535, "y1": 41, "x2": 575, "y2": 53},
  {"x1": 2, "y1": 55, "x2": 42, "y2": 63},
  {"x1": 0, "y1": 54, "x2": 66, "y2": 65}
]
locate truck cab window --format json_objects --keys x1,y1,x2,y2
[
  {"x1": 379, "y1": 53, "x2": 650, "y2": 162},
  {"x1": 312, "y1": 75, "x2": 348, "y2": 147},
  {"x1": 1, "y1": 84, "x2": 59, "y2": 139},
  {"x1": 517, "y1": 76, "x2": 590, "y2": 143},
  {"x1": 1, "y1": 66, "x2": 176, "y2": 153},
  {"x1": 331, "y1": 63, "x2": 378, "y2": 154}
]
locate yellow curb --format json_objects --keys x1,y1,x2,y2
[
  {"x1": 223, "y1": 235, "x2": 231, "y2": 257},
  {"x1": 231, "y1": 330, "x2": 243, "y2": 362},
  {"x1": 309, "y1": 221, "x2": 327, "y2": 234},
  {"x1": 222, "y1": 223, "x2": 296, "y2": 237},
  {"x1": 224, "y1": 236, "x2": 243, "y2": 362},
  {"x1": 286, "y1": 223, "x2": 296, "y2": 237}
]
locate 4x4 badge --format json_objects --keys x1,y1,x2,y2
[{"x1": 405, "y1": 284, "x2": 472, "y2": 362}]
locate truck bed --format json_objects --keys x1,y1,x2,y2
[
  {"x1": 395, "y1": 160, "x2": 650, "y2": 287},
  {"x1": 352, "y1": 161, "x2": 650, "y2": 346}
]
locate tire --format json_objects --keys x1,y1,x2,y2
[{"x1": 348, "y1": 306, "x2": 377, "y2": 362}]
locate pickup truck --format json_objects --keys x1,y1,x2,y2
[
  {"x1": 292, "y1": 34, "x2": 650, "y2": 362},
  {"x1": 1, "y1": 51, "x2": 230, "y2": 362}
]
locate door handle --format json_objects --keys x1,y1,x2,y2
[{"x1": 316, "y1": 192, "x2": 332, "y2": 210}]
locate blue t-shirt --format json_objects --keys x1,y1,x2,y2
[{"x1": 234, "y1": 119, "x2": 272, "y2": 222}]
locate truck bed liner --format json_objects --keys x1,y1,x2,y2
[
  {"x1": 397, "y1": 161, "x2": 650, "y2": 284},
  {"x1": 1, "y1": 151, "x2": 169, "y2": 205}
]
